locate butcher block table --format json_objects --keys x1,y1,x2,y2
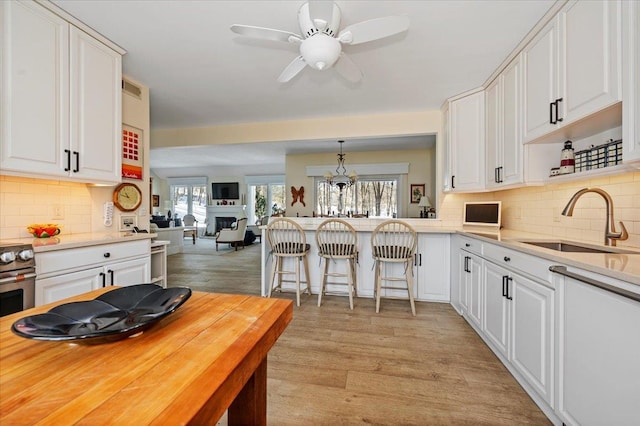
[{"x1": 0, "y1": 289, "x2": 293, "y2": 425}]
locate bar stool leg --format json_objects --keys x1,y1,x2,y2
[
  {"x1": 268, "y1": 256, "x2": 278, "y2": 298},
  {"x1": 375, "y1": 261, "x2": 383, "y2": 313},
  {"x1": 295, "y1": 256, "x2": 301, "y2": 307},
  {"x1": 346, "y1": 258, "x2": 354, "y2": 310},
  {"x1": 405, "y1": 260, "x2": 416, "y2": 316},
  {"x1": 303, "y1": 255, "x2": 311, "y2": 296},
  {"x1": 351, "y1": 257, "x2": 358, "y2": 297},
  {"x1": 318, "y1": 258, "x2": 329, "y2": 307}
]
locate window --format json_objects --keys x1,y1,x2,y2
[
  {"x1": 245, "y1": 176, "x2": 286, "y2": 224},
  {"x1": 316, "y1": 176, "x2": 398, "y2": 218},
  {"x1": 167, "y1": 177, "x2": 207, "y2": 223}
]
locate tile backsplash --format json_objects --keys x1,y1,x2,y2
[
  {"x1": 0, "y1": 175, "x2": 93, "y2": 239},
  {"x1": 496, "y1": 171, "x2": 639, "y2": 248},
  {"x1": 441, "y1": 171, "x2": 639, "y2": 248}
]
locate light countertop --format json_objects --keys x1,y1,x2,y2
[
  {"x1": 272, "y1": 218, "x2": 640, "y2": 286},
  {"x1": 457, "y1": 229, "x2": 640, "y2": 287},
  {"x1": 0, "y1": 232, "x2": 157, "y2": 252}
]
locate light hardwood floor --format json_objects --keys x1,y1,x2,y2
[{"x1": 167, "y1": 238, "x2": 550, "y2": 425}]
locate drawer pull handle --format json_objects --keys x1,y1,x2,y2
[
  {"x1": 502, "y1": 275, "x2": 508, "y2": 298},
  {"x1": 504, "y1": 256, "x2": 510, "y2": 262},
  {"x1": 506, "y1": 276, "x2": 513, "y2": 300},
  {"x1": 104, "y1": 252, "x2": 111, "y2": 258}
]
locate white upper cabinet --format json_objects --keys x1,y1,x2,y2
[
  {"x1": 559, "y1": 0, "x2": 620, "y2": 124},
  {"x1": 523, "y1": 19, "x2": 559, "y2": 142},
  {"x1": 69, "y1": 27, "x2": 122, "y2": 182},
  {"x1": 1, "y1": 1, "x2": 69, "y2": 176},
  {"x1": 486, "y1": 55, "x2": 523, "y2": 189},
  {"x1": 622, "y1": 0, "x2": 640, "y2": 166},
  {"x1": 0, "y1": 1, "x2": 123, "y2": 184},
  {"x1": 445, "y1": 90, "x2": 485, "y2": 192},
  {"x1": 523, "y1": 0, "x2": 621, "y2": 144}
]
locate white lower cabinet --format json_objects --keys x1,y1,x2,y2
[
  {"x1": 35, "y1": 239, "x2": 151, "y2": 306},
  {"x1": 457, "y1": 235, "x2": 558, "y2": 422},
  {"x1": 483, "y1": 262, "x2": 510, "y2": 357},
  {"x1": 107, "y1": 257, "x2": 150, "y2": 288},
  {"x1": 465, "y1": 253, "x2": 483, "y2": 330},
  {"x1": 555, "y1": 271, "x2": 640, "y2": 426},
  {"x1": 484, "y1": 260, "x2": 554, "y2": 405},
  {"x1": 36, "y1": 257, "x2": 150, "y2": 306},
  {"x1": 36, "y1": 267, "x2": 103, "y2": 306},
  {"x1": 415, "y1": 234, "x2": 450, "y2": 302}
]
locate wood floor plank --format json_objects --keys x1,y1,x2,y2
[{"x1": 168, "y1": 239, "x2": 550, "y2": 425}]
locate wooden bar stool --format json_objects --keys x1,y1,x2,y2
[
  {"x1": 315, "y1": 219, "x2": 358, "y2": 309},
  {"x1": 371, "y1": 220, "x2": 417, "y2": 316},
  {"x1": 266, "y1": 218, "x2": 311, "y2": 306}
]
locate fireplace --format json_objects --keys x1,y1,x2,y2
[
  {"x1": 215, "y1": 217, "x2": 236, "y2": 233},
  {"x1": 205, "y1": 205, "x2": 247, "y2": 235}
]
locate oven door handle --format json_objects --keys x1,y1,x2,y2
[{"x1": 0, "y1": 272, "x2": 37, "y2": 284}]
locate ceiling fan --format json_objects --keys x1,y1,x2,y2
[{"x1": 230, "y1": 1, "x2": 409, "y2": 83}]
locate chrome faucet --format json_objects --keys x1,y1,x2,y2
[{"x1": 561, "y1": 187, "x2": 628, "y2": 246}]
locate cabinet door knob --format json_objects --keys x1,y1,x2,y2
[
  {"x1": 465, "y1": 243, "x2": 470, "y2": 247},
  {"x1": 104, "y1": 252, "x2": 111, "y2": 258},
  {"x1": 504, "y1": 256, "x2": 511, "y2": 262}
]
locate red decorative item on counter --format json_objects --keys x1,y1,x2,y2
[{"x1": 27, "y1": 224, "x2": 62, "y2": 238}]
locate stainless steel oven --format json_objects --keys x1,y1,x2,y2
[{"x1": 0, "y1": 243, "x2": 36, "y2": 317}]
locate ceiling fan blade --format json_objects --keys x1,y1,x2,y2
[
  {"x1": 230, "y1": 24, "x2": 302, "y2": 43},
  {"x1": 338, "y1": 15, "x2": 409, "y2": 45},
  {"x1": 308, "y1": 1, "x2": 335, "y2": 31},
  {"x1": 278, "y1": 56, "x2": 307, "y2": 82},
  {"x1": 334, "y1": 53, "x2": 362, "y2": 83}
]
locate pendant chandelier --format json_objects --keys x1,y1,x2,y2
[{"x1": 324, "y1": 140, "x2": 357, "y2": 191}]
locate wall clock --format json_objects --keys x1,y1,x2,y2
[{"x1": 113, "y1": 183, "x2": 142, "y2": 212}]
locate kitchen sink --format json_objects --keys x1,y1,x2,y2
[{"x1": 520, "y1": 241, "x2": 637, "y2": 254}]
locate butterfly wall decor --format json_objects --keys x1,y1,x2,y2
[{"x1": 291, "y1": 186, "x2": 306, "y2": 207}]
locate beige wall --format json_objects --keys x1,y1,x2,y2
[
  {"x1": 284, "y1": 148, "x2": 435, "y2": 218},
  {"x1": 89, "y1": 75, "x2": 151, "y2": 232},
  {"x1": 151, "y1": 111, "x2": 441, "y2": 147},
  {"x1": 0, "y1": 75, "x2": 151, "y2": 239}
]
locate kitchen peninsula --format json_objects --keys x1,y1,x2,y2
[
  {"x1": 260, "y1": 217, "x2": 640, "y2": 298},
  {"x1": 260, "y1": 217, "x2": 640, "y2": 424}
]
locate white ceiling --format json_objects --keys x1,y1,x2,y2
[{"x1": 51, "y1": 0, "x2": 555, "y2": 176}]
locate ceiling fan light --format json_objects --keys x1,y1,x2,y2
[{"x1": 300, "y1": 34, "x2": 341, "y2": 70}]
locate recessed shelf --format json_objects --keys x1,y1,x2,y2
[{"x1": 543, "y1": 164, "x2": 633, "y2": 184}]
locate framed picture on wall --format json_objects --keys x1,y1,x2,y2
[
  {"x1": 410, "y1": 184, "x2": 425, "y2": 204},
  {"x1": 122, "y1": 124, "x2": 143, "y2": 180},
  {"x1": 152, "y1": 195, "x2": 160, "y2": 207}
]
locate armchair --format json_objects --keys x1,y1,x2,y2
[
  {"x1": 215, "y1": 218, "x2": 248, "y2": 251},
  {"x1": 182, "y1": 214, "x2": 198, "y2": 244}
]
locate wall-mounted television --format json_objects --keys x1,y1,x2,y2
[{"x1": 211, "y1": 182, "x2": 239, "y2": 199}]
